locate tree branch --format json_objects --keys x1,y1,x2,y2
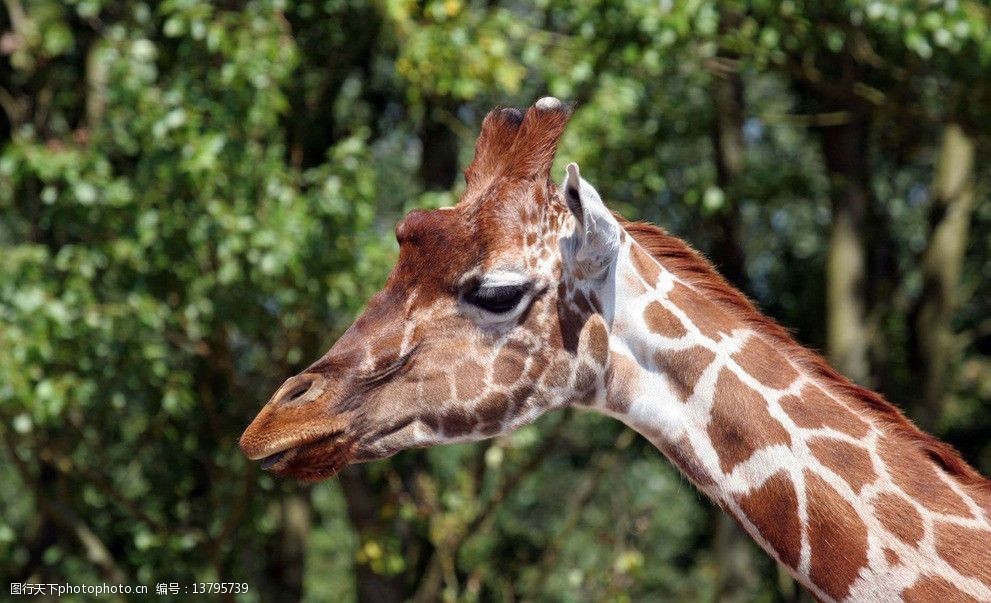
[
  {"x1": 531, "y1": 429, "x2": 634, "y2": 594},
  {"x1": 0, "y1": 84, "x2": 27, "y2": 127},
  {"x1": 1, "y1": 425, "x2": 127, "y2": 583},
  {"x1": 411, "y1": 412, "x2": 572, "y2": 603},
  {"x1": 2, "y1": 0, "x2": 30, "y2": 37}
]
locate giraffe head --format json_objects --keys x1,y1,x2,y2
[{"x1": 240, "y1": 98, "x2": 626, "y2": 481}]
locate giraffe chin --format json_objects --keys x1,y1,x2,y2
[{"x1": 264, "y1": 433, "x2": 359, "y2": 483}]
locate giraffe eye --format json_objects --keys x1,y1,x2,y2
[{"x1": 464, "y1": 284, "x2": 528, "y2": 314}]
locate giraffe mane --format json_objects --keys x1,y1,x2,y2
[{"x1": 617, "y1": 216, "x2": 991, "y2": 504}]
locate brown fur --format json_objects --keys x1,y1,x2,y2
[
  {"x1": 465, "y1": 107, "x2": 525, "y2": 192},
  {"x1": 654, "y1": 346, "x2": 715, "y2": 402},
  {"x1": 644, "y1": 300, "x2": 687, "y2": 338},
  {"x1": 708, "y1": 368, "x2": 793, "y2": 473},
  {"x1": 667, "y1": 281, "x2": 740, "y2": 341},
  {"x1": 630, "y1": 244, "x2": 660, "y2": 287},
  {"x1": 873, "y1": 492, "x2": 924, "y2": 545},
  {"x1": 454, "y1": 361, "x2": 486, "y2": 400},
  {"x1": 735, "y1": 471, "x2": 801, "y2": 569},
  {"x1": 805, "y1": 471, "x2": 869, "y2": 600},
  {"x1": 902, "y1": 576, "x2": 980, "y2": 603},
  {"x1": 605, "y1": 352, "x2": 640, "y2": 413},
  {"x1": 878, "y1": 434, "x2": 973, "y2": 516},
  {"x1": 617, "y1": 217, "x2": 991, "y2": 507},
  {"x1": 807, "y1": 437, "x2": 876, "y2": 493},
  {"x1": 883, "y1": 548, "x2": 900, "y2": 567},
  {"x1": 464, "y1": 102, "x2": 572, "y2": 201},
  {"x1": 933, "y1": 522, "x2": 991, "y2": 587},
  {"x1": 732, "y1": 334, "x2": 799, "y2": 389},
  {"x1": 506, "y1": 104, "x2": 572, "y2": 177},
  {"x1": 781, "y1": 384, "x2": 872, "y2": 439},
  {"x1": 583, "y1": 316, "x2": 611, "y2": 367}
]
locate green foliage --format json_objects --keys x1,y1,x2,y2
[{"x1": 1, "y1": 0, "x2": 990, "y2": 601}]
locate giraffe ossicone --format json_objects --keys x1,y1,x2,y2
[
  {"x1": 535, "y1": 95, "x2": 564, "y2": 110},
  {"x1": 240, "y1": 99, "x2": 991, "y2": 602}
]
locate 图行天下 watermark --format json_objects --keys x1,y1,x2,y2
[{"x1": 9, "y1": 582, "x2": 250, "y2": 597}]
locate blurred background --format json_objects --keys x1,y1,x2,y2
[{"x1": 2, "y1": 1, "x2": 990, "y2": 601}]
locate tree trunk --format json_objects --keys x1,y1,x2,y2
[
  {"x1": 708, "y1": 63, "x2": 759, "y2": 603},
  {"x1": 85, "y1": 41, "x2": 108, "y2": 130},
  {"x1": 418, "y1": 102, "x2": 460, "y2": 191},
  {"x1": 338, "y1": 467, "x2": 408, "y2": 603},
  {"x1": 709, "y1": 64, "x2": 748, "y2": 290},
  {"x1": 265, "y1": 493, "x2": 311, "y2": 602},
  {"x1": 909, "y1": 123, "x2": 976, "y2": 430},
  {"x1": 820, "y1": 116, "x2": 872, "y2": 385}
]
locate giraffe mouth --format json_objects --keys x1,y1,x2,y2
[
  {"x1": 258, "y1": 430, "x2": 356, "y2": 482},
  {"x1": 259, "y1": 450, "x2": 287, "y2": 469}
]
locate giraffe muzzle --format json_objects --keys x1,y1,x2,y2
[{"x1": 238, "y1": 371, "x2": 353, "y2": 467}]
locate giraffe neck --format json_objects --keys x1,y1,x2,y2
[{"x1": 592, "y1": 232, "x2": 991, "y2": 602}]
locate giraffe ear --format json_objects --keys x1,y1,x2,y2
[{"x1": 563, "y1": 162, "x2": 620, "y2": 277}]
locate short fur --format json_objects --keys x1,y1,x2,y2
[
  {"x1": 464, "y1": 102, "x2": 573, "y2": 199},
  {"x1": 618, "y1": 217, "x2": 991, "y2": 507}
]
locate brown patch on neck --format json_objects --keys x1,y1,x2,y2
[
  {"x1": 780, "y1": 384, "x2": 871, "y2": 439},
  {"x1": 623, "y1": 270, "x2": 649, "y2": 296},
  {"x1": 654, "y1": 346, "x2": 715, "y2": 402},
  {"x1": 805, "y1": 470, "x2": 869, "y2": 601},
  {"x1": 872, "y1": 492, "x2": 924, "y2": 546},
  {"x1": 731, "y1": 334, "x2": 799, "y2": 390},
  {"x1": 618, "y1": 216, "x2": 991, "y2": 503},
  {"x1": 644, "y1": 301, "x2": 687, "y2": 338},
  {"x1": 734, "y1": 471, "x2": 801, "y2": 569},
  {"x1": 807, "y1": 437, "x2": 876, "y2": 493},
  {"x1": 878, "y1": 435, "x2": 972, "y2": 517},
  {"x1": 581, "y1": 315, "x2": 610, "y2": 367},
  {"x1": 933, "y1": 522, "x2": 991, "y2": 588},
  {"x1": 630, "y1": 244, "x2": 660, "y2": 287},
  {"x1": 667, "y1": 281, "x2": 739, "y2": 341},
  {"x1": 882, "y1": 548, "x2": 900, "y2": 567},
  {"x1": 556, "y1": 282, "x2": 587, "y2": 353},
  {"x1": 708, "y1": 368, "x2": 792, "y2": 474},
  {"x1": 902, "y1": 576, "x2": 980, "y2": 603},
  {"x1": 606, "y1": 352, "x2": 641, "y2": 413}
]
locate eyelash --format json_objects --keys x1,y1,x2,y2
[{"x1": 464, "y1": 284, "x2": 528, "y2": 314}]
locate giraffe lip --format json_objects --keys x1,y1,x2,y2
[
  {"x1": 258, "y1": 446, "x2": 301, "y2": 472},
  {"x1": 260, "y1": 451, "x2": 286, "y2": 469},
  {"x1": 255, "y1": 430, "x2": 344, "y2": 472}
]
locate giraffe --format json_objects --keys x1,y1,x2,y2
[{"x1": 240, "y1": 98, "x2": 991, "y2": 602}]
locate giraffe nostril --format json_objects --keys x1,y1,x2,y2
[
  {"x1": 279, "y1": 376, "x2": 316, "y2": 405},
  {"x1": 286, "y1": 383, "x2": 310, "y2": 402}
]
